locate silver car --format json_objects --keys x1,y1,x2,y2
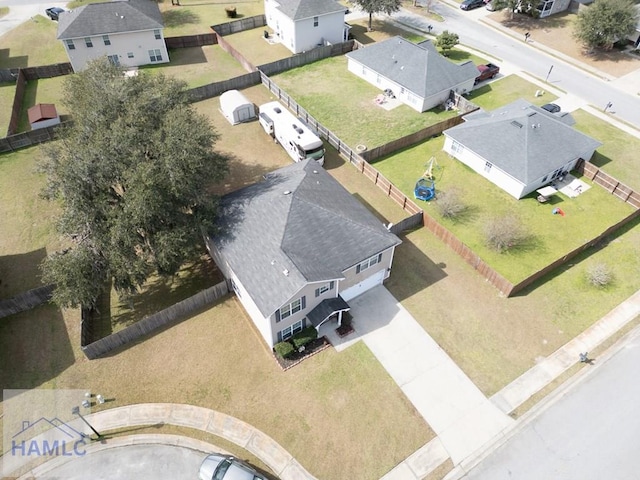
[{"x1": 198, "y1": 454, "x2": 266, "y2": 480}]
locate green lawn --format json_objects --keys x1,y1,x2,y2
[
  {"x1": 374, "y1": 135, "x2": 635, "y2": 283},
  {"x1": 467, "y1": 74, "x2": 559, "y2": 110},
  {"x1": 17, "y1": 76, "x2": 68, "y2": 132},
  {"x1": 571, "y1": 109, "x2": 640, "y2": 192},
  {"x1": 0, "y1": 82, "x2": 16, "y2": 134},
  {"x1": 272, "y1": 55, "x2": 459, "y2": 149},
  {"x1": 0, "y1": 15, "x2": 67, "y2": 68},
  {"x1": 222, "y1": 27, "x2": 292, "y2": 67},
  {"x1": 0, "y1": 7, "x2": 9, "y2": 19},
  {"x1": 140, "y1": 45, "x2": 248, "y2": 88},
  {"x1": 348, "y1": 17, "x2": 428, "y2": 44}
]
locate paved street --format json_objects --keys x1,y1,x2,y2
[{"x1": 461, "y1": 328, "x2": 640, "y2": 480}]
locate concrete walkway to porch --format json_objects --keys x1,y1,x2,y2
[{"x1": 321, "y1": 286, "x2": 513, "y2": 466}]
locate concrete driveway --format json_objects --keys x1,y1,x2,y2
[{"x1": 330, "y1": 286, "x2": 513, "y2": 464}]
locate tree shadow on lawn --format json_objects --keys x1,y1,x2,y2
[
  {"x1": 0, "y1": 304, "x2": 74, "y2": 391},
  {"x1": 17, "y1": 79, "x2": 39, "y2": 132},
  {"x1": 162, "y1": 9, "x2": 201, "y2": 28},
  {"x1": 207, "y1": 152, "x2": 285, "y2": 196},
  {"x1": 499, "y1": 11, "x2": 570, "y2": 31},
  {"x1": 0, "y1": 48, "x2": 29, "y2": 69},
  {"x1": 0, "y1": 248, "x2": 48, "y2": 299},
  {"x1": 588, "y1": 151, "x2": 612, "y2": 168},
  {"x1": 385, "y1": 233, "x2": 448, "y2": 301}
]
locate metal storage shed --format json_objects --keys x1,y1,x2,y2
[
  {"x1": 28, "y1": 103, "x2": 60, "y2": 130},
  {"x1": 219, "y1": 90, "x2": 256, "y2": 125}
]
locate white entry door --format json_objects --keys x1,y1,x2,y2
[{"x1": 340, "y1": 269, "x2": 385, "y2": 302}]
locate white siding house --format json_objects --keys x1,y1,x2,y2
[
  {"x1": 206, "y1": 160, "x2": 401, "y2": 349},
  {"x1": 346, "y1": 37, "x2": 478, "y2": 113},
  {"x1": 57, "y1": 0, "x2": 169, "y2": 72},
  {"x1": 443, "y1": 100, "x2": 601, "y2": 199},
  {"x1": 264, "y1": 0, "x2": 348, "y2": 54}
]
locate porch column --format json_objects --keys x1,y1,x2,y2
[{"x1": 338, "y1": 310, "x2": 343, "y2": 327}]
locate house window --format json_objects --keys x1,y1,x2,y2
[
  {"x1": 154, "y1": 29, "x2": 161, "y2": 40},
  {"x1": 277, "y1": 320, "x2": 304, "y2": 342},
  {"x1": 356, "y1": 253, "x2": 383, "y2": 274},
  {"x1": 65, "y1": 39, "x2": 75, "y2": 50},
  {"x1": 85, "y1": 37, "x2": 93, "y2": 48},
  {"x1": 107, "y1": 54, "x2": 120, "y2": 66},
  {"x1": 103, "y1": 35, "x2": 111, "y2": 46},
  {"x1": 313, "y1": 16, "x2": 319, "y2": 27},
  {"x1": 276, "y1": 296, "x2": 306, "y2": 322},
  {"x1": 315, "y1": 281, "x2": 335, "y2": 298},
  {"x1": 451, "y1": 140, "x2": 463, "y2": 154},
  {"x1": 484, "y1": 161, "x2": 492, "y2": 173},
  {"x1": 127, "y1": 52, "x2": 134, "y2": 58},
  {"x1": 148, "y1": 49, "x2": 163, "y2": 62}
]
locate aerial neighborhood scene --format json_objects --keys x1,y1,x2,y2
[{"x1": 1, "y1": 0, "x2": 640, "y2": 478}]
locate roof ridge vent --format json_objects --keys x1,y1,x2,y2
[
  {"x1": 283, "y1": 190, "x2": 291, "y2": 195},
  {"x1": 511, "y1": 120, "x2": 523, "y2": 128}
]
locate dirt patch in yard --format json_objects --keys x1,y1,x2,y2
[{"x1": 490, "y1": 11, "x2": 640, "y2": 78}]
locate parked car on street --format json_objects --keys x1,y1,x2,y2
[
  {"x1": 199, "y1": 454, "x2": 266, "y2": 480},
  {"x1": 460, "y1": 0, "x2": 485, "y2": 10},
  {"x1": 541, "y1": 103, "x2": 561, "y2": 113},
  {"x1": 45, "y1": 7, "x2": 65, "y2": 20}
]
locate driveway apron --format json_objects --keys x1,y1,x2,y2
[{"x1": 344, "y1": 286, "x2": 513, "y2": 463}]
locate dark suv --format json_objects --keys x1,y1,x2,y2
[
  {"x1": 460, "y1": 0, "x2": 485, "y2": 10},
  {"x1": 45, "y1": 7, "x2": 65, "y2": 21}
]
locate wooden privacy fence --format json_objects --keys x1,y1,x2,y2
[
  {"x1": 7, "y1": 69, "x2": 27, "y2": 136},
  {"x1": 258, "y1": 41, "x2": 355, "y2": 76},
  {"x1": 211, "y1": 15, "x2": 266, "y2": 36},
  {"x1": 0, "y1": 121, "x2": 69, "y2": 153},
  {"x1": 389, "y1": 212, "x2": 424, "y2": 235},
  {"x1": 187, "y1": 71, "x2": 261, "y2": 103},
  {"x1": 0, "y1": 285, "x2": 55, "y2": 319},
  {"x1": 577, "y1": 159, "x2": 640, "y2": 208},
  {"x1": 214, "y1": 32, "x2": 257, "y2": 73},
  {"x1": 165, "y1": 33, "x2": 216, "y2": 48},
  {"x1": 0, "y1": 63, "x2": 73, "y2": 83},
  {"x1": 81, "y1": 281, "x2": 229, "y2": 359}
]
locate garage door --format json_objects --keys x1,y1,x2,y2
[{"x1": 340, "y1": 269, "x2": 385, "y2": 301}]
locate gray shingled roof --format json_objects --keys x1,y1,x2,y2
[
  {"x1": 346, "y1": 36, "x2": 478, "y2": 98},
  {"x1": 58, "y1": 0, "x2": 163, "y2": 40},
  {"x1": 209, "y1": 160, "x2": 401, "y2": 318},
  {"x1": 444, "y1": 99, "x2": 601, "y2": 183},
  {"x1": 272, "y1": 0, "x2": 346, "y2": 20}
]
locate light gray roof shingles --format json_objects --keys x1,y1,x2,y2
[
  {"x1": 58, "y1": 0, "x2": 163, "y2": 40},
  {"x1": 346, "y1": 36, "x2": 479, "y2": 98},
  {"x1": 209, "y1": 160, "x2": 401, "y2": 318},
  {"x1": 272, "y1": 0, "x2": 346, "y2": 20},
  {"x1": 444, "y1": 99, "x2": 601, "y2": 183}
]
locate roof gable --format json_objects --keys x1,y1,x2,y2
[
  {"x1": 58, "y1": 0, "x2": 163, "y2": 40},
  {"x1": 445, "y1": 99, "x2": 602, "y2": 183},
  {"x1": 210, "y1": 160, "x2": 401, "y2": 317},
  {"x1": 346, "y1": 36, "x2": 478, "y2": 98},
  {"x1": 270, "y1": 0, "x2": 346, "y2": 20},
  {"x1": 27, "y1": 104, "x2": 58, "y2": 123}
]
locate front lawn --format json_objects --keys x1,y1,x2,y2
[
  {"x1": 467, "y1": 73, "x2": 558, "y2": 110},
  {"x1": 0, "y1": 15, "x2": 67, "y2": 68},
  {"x1": 140, "y1": 45, "x2": 248, "y2": 88},
  {"x1": 272, "y1": 55, "x2": 459, "y2": 149},
  {"x1": 348, "y1": 18, "x2": 427, "y2": 44},
  {"x1": 374, "y1": 134, "x2": 635, "y2": 283}
]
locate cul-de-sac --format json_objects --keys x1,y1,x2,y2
[{"x1": 1, "y1": 0, "x2": 640, "y2": 478}]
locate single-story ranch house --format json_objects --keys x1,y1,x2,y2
[
  {"x1": 57, "y1": 0, "x2": 169, "y2": 71},
  {"x1": 264, "y1": 0, "x2": 349, "y2": 54},
  {"x1": 206, "y1": 160, "x2": 401, "y2": 348},
  {"x1": 443, "y1": 99, "x2": 601, "y2": 199},
  {"x1": 345, "y1": 36, "x2": 479, "y2": 113}
]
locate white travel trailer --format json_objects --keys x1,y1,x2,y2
[{"x1": 258, "y1": 101, "x2": 325, "y2": 166}]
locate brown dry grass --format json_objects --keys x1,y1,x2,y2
[{"x1": 491, "y1": 11, "x2": 640, "y2": 78}]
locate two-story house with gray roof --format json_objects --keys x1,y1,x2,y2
[
  {"x1": 264, "y1": 0, "x2": 349, "y2": 54},
  {"x1": 443, "y1": 99, "x2": 601, "y2": 199},
  {"x1": 57, "y1": 0, "x2": 169, "y2": 71},
  {"x1": 345, "y1": 36, "x2": 479, "y2": 113},
  {"x1": 206, "y1": 160, "x2": 401, "y2": 348}
]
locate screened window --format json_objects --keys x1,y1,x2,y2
[
  {"x1": 356, "y1": 254, "x2": 383, "y2": 274},
  {"x1": 84, "y1": 37, "x2": 93, "y2": 48},
  {"x1": 148, "y1": 49, "x2": 163, "y2": 62},
  {"x1": 313, "y1": 16, "x2": 319, "y2": 27},
  {"x1": 102, "y1": 35, "x2": 111, "y2": 46},
  {"x1": 65, "y1": 39, "x2": 75, "y2": 50},
  {"x1": 278, "y1": 320, "x2": 304, "y2": 342},
  {"x1": 154, "y1": 29, "x2": 161, "y2": 40}
]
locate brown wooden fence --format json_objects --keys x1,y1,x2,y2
[
  {"x1": 258, "y1": 41, "x2": 355, "y2": 76},
  {"x1": 81, "y1": 281, "x2": 229, "y2": 359},
  {"x1": 0, "y1": 284, "x2": 55, "y2": 319},
  {"x1": 7, "y1": 69, "x2": 27, "y2": 136},
  {"x1": 211, "y1": 15, "x2": 267, "y2": 36},
  {"x1": 0, "y1": 63, "x2": 73, "y2": 83},
  {"x1": 577, "y1": 159, "x2": 640, "y2": 208},
  {"x1": 0, "y1": 121, "x2": 69, "y2": 153},
  {"x1": 389, "y1": 211, "x2": 424, "y2": 235},
  {"x1": 165, "y1": 33, "x2": 216, "y2": 48},
  {"x1": 187, "y1": 71, "x2": 261, "y2": 102},
  {"x1": 214, "y1": 32, "x2": 257, "y2": 73}
]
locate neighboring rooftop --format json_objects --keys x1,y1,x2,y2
[
  {"x1": 346, "y1": 36, "x2": 479, "y2": 98},
  {"x1": 209, "y1": 160, "x2": 400, "y2": 317},
  {"x1": 57, "y1": 0, "x2": 163, "y2": 40},
  {"x1": 444, "y1": 99, "x2": 602, "y2": 184},
  {"x1": 270, "y1": 0, "x2": 347, "y2": 20}
]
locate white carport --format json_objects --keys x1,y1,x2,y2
[{"x1": 219, "y1": 90, "x2": 256, "y2": 125}]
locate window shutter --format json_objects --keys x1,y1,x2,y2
[
  {"x1": 356, "y1": 264, "x2": 361, "y2": 274},
  {"x1": 315, "y1": 288, "x2": 320, "y2": 298},
  {"x1": 277, "y1": 331, "x2": 282, "y2": 342},
  {"x1": 302, "y1": 318, "x2": 306, "y2": 328},
  {"x1": 301, "y1": 296, "x2": 306, "y2": 309},
  {"x1": 330, "y1": 281, "x2": 334, "y2": 290},
  {"x1": 377, "y1": 253, "x2": 383, "y2": 263},
  {"x1": 275, "y1": 309, "x2": 281, "y2": 323}
]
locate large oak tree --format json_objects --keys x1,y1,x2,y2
[
  {"x1": 40, "y1": 59, "x2": 228, "y2": 309},
  {"x1": 574, "y1": 0, "x2": 638, "y2": 51},
  {"x1": 350, "y1": 0, "x2": 402, "y2": 31}
]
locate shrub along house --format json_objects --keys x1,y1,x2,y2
[
  {"x1": 206, "y1": 160, "x2": 401, "y2": 349},
  {"x1": 442, "y1": 99, "x2": 601, "y2": 199},
  {"x1": 264, "y1": 0, "x2": 349, "y2": 54},
  {"x1": 57, "y1": 0, "x2": 169, "y2": 71},
  {"x1": 345, "y1": 36, "x2": 479, "y2": 113}
]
